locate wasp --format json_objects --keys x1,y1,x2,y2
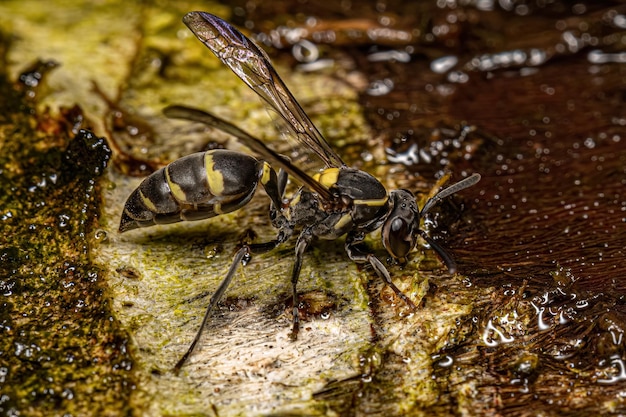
[{"x1": 119, "y1": 12, "x2": 481, "y2": 372}]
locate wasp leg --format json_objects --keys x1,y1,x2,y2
[
  {"x1": 417, "y1": 230, "x2": 457, "y2": 274},
  {"x1": 174, "y1": 245, "x2": 249, "y2": 373},
  {"x1": 345, "y1": 232, "x2": 417, "y2": 310},
  {"x1": 268, "y1": 168, "x2": 289, "y2": 229},
  {"x1": 260, "y1": 162, "x2": 283, "y2": 211},
  {"x1": 276, "y1": 168, "x2": 288, "y2": 198},
  {"x1": 174, "y1": 238, "x2": 286, "y2": 373},
  {"x1": 288, "y1": 229, "x2": 315, "y2": 340}
]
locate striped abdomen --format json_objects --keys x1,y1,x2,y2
[{"x1": 119, "y1": 150, "x2": 266, "y2": 232}]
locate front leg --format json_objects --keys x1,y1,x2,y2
[
  {"x1": 418, "y1": 229, "x2": 457, "y2": 274},
  {"x1": 345, "y1": 232, "x2": 417, "y2": 310}
]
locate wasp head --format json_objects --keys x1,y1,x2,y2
[{"x1": 381, "y1": 190, "x2": 420, "y2": 261}]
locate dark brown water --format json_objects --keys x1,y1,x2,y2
[{"x1": 232, "y1": 1, "x2": 626, "y2": 414}]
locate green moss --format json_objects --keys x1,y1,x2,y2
[{"x1": 0, "y1": 58, "x2": 139, "y2": 416}]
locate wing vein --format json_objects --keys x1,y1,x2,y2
[{"x1": 183, "y1": 11, "x2": 345, "y2": 168}]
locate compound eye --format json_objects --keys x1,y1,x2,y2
[{"x1": 382, "y1": 217, "x2": 415, "y2": 259}]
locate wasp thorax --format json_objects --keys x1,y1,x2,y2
[{"x1": 382, "y1": 190, "x2": 420, "y2": 259}]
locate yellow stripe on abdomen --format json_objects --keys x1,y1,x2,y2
[
  {"x1": 165, "y1": 167, "x2": 188, "y2": 202},
  {"x1": 204, "y1": 153, "x2": 225, "y2": 196}
]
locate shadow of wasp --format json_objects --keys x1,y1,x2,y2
[{"x1": 119, "y1": 11, "x2": 481, "y2": 373}]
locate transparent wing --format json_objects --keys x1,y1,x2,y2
[
  {"x1": 183, "y1": 11, "x2": 345, "y2": 169},
  {"x1": 164, "y1": 105, "x2": 334, "y2": 201}
]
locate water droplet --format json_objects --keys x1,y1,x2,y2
[
  {"x1": 386, "y1": 143, "x2": 419, "y2": 166},
  {"x1": 61, "y1": 388, "x2": 75, "y2": 400},
  {"x1": 434, "y1": 355, "x2": 454, "y2": 367},
  {"x1": 598, "y1": 355, "x2": 626, "y2": 384},
  {"x1": 367, "y1": 50, "x2": 411, "y2": 63},
  {"x1": 58, "y1": 213, "x2": 71, "y2": 228},
  {"x1": 367, "y1": 78, "x2": 394, "y2": 96},
  {"x1": 430, "y1": 55, "x2": 458, "y2": 73},
  {"x1": 482, "y1": 319, "x2": 515, "y2": 346},
  {"x1": 292, "y1": 39, "x2": 319, "y2": 63},
  {"x1": 94, "y1": 229, "x2": 108, "y2": 241}
]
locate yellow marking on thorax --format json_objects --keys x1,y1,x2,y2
[
  {"x1": 313, "y1": 168, "x2": 340, "y2": 188},
  {"x1": 334, "y1": 213, "x2": 353, "y2": 231},
  {"x1": 204, "y1": 153, "x2": 225, "y2": 196},
  {"x1": 290, "y1": 192, "x2": 301, "y2": 207},
  {"x1": 283, "y1": 191, "x2": 302, "y2": 221},
  {"x1": 353, "y1": 196, "x2": 388, "y2": 207}
]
